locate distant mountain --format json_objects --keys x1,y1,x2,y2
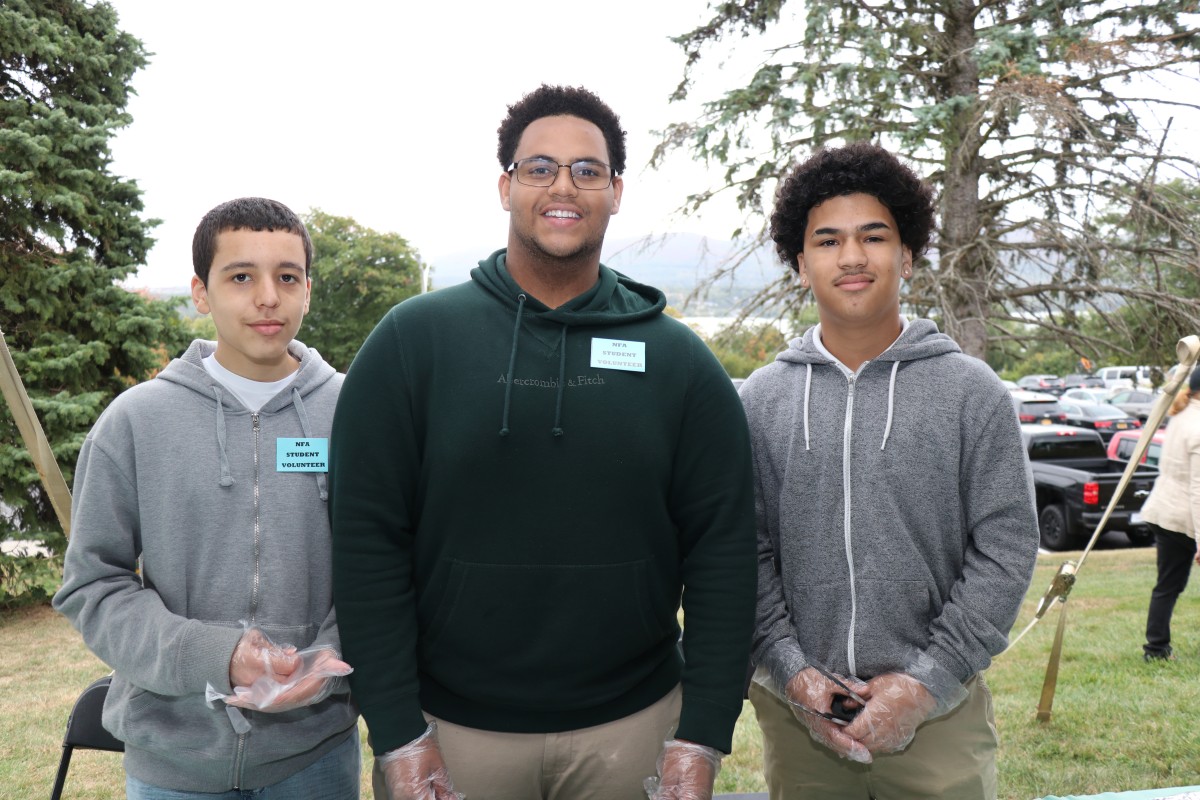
[{"x1": 427, "y1": 233, "x2": 785, "y2": 313}]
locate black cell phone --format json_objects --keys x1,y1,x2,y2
[{"x1": 830, "y1": 694, "x2": 862, "y2": 723}]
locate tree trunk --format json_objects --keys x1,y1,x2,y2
[{"x1": 938, "y1": 0, "x2": 989, "y2": 360}]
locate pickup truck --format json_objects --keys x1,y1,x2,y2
[{"x1": 1020, "y1": 424, "x2": 1159, "y2": 550}]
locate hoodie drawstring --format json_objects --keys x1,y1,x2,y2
[
  {"x1": 212, "y1": 386, "x2": 234, "y2": 487},
  {"x1": 879, "y1": 361, "x2": 900, "y2": 451},
  {"x1": 499, "y1": 294, "x2": 527, "y2": 437},
  {"x1": 802, "y1": 363, "x2": 812, "y2": 451},
  {"x1": 551, "y1": 326, "x2": 567, "y2": 437},
  {"x1": 292, "y1": 388, "x2": 328, "y2": 501}
]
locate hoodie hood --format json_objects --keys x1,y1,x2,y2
[
  {"x1": 773, "y1": 319, "x2": 962, "y2": 452},
  {"x1": 470, "y1": 249, "x2": 665, "y2": 436},
  {"x1": 470, "y1": 248, "x2": 666, "y2": 325},
  {"x1": 156, "y1": 339, "x2": 339, "y2": 494}
]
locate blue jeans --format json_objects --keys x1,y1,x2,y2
[{"x1": 126, "y1": 726, "x2": 360, "y2": 799}]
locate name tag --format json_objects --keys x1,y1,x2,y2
[
  {"x1": 276, "y1": 437, "x2": 329, "y2": 472},
  {"x1": 590, "y1": 338, "x2": 646, "y2": 373}
]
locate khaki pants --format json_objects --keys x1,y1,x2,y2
[
  {"x1": 750, "y1": 676, "x2": 997, "y2": 800},
  {"x1": 373, "y1": 685, "x2": 682, "y2": 800}
]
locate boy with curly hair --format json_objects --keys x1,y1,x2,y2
[{"x1": 739, "y1": 143, "x2": 1038, "y2": 799}]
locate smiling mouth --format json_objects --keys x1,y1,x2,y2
[{"x1": 543, "y1": 209, "x2": 581, "y2": 219}]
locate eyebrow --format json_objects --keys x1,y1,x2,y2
[
  {"x1": 810, "y1": 221, "x2": 893, "y2": 237},
  {"x1": 218, "y1": 261, "x2": 305, "y2": 272},
  {"x1": 520, "y1": 153, "x2": 607, "y2": 164}
]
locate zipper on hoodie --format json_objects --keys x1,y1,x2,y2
[
  {"x1": 233, "y1": 412, "x2": 264, "y2": 787},
  {"x1": 843, "y1": 371, "x2": 860, "y2": 677}
]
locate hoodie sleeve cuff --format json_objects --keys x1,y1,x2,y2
[
  {"x1": 753, "y1": 638, "x2": 809, "y2": 701},
  {"x1": 178, "y1": 621, "x2": 245, "y2": 696},
  {"x1": 904, "y1": 648, "x2": 969, "y2": 717}
]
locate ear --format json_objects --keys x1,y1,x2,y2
[
  {"x1": 901, "y1": 246, "x2": 913, "y2": 279},
  {"x1": 191, "y1": 274, "x2": 210, "y2": 314},
  {"x1": 795, "y1": 253, "x2": 807, "y2": 283},
  {"x1": 303, "y1": 277, "x2": 312, "y2": 314},
  {"x1": 610, "y1": 174, "x2": 623, "y2": 214},
  {"x1": 498, "y1": 172, "x2": 512, "y2": 211}
]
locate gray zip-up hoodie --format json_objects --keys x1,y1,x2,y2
[
  {"x1": 54, "y1": 339, "x2": 356, "y2": 792},
  {"x1": 740, "y1": 320, "x2": 1038, "y2": 707}
]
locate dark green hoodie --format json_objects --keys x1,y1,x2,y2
[{"x1": 329, "y1": 250, "x2": 756, "y2": 755}]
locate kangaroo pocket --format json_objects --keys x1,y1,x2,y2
[
  {"x1": 851, "y1": 578, "x2": 939, "y2": 676},
  {"x1": 104, "y1": 674, "x2": 233, "y2": 761},
  {"x1": 420, "y1": 559, "x2": 671, "y2": 709}
]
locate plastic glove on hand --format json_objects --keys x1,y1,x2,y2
[
  {"x1": 378, "y1": 722, "x2": 464, "y2": 800},
  {"x1": 225, "y1": 646, "x2": 352, "y2": 712},
  {"x1": 847, "y1": 672, "x2": 937, "y2": 754},
  {"x1": 643, "y1": 739, "x2": 722, "y2": 800},
  {"x1": 229, "y1": 627, "x2": 300, "y2": 689},
  {"x1": 785, "y1": 667, "x2": 872, "y2": 763}
]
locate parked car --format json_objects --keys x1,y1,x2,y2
[
  {"x1": 1107, "y1": 428, "x2": 1166, "y2": 467},
  {"x1": 1096, "y1": 365, "x2": 1157, "y2": 390},
  {"x1": 1010, "y1": 390, "x2": 1068, "y2": 424},
  {"x1": 1061, "y1": 373, "x2": 1106, "y2": 390},
  {"x1": 1017, "y1": 374, "x2": 1066, "y2": 394},
  {"x1": 1106, "y1": 389, "x2": 1159, "y2": 421},
  {"x1": 1056, "y1": 399, "x2": 1141, "y2": 443},
  {"x1": 1000, "y1": 379, "x2": 1019, "y2": 391},
  {"x1": 1021, "y1": 425, "x2": 1158, "y2": 550},
  {"x1": 1062, "y1": 388, "x2": 1111, "y2": 405}
]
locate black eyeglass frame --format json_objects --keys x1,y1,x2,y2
[{"x1": 506, "y1": 157, "x2": 618, "y2": 190}]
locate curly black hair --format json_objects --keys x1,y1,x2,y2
[
  {"x1": 497, "y1": 85, "x2": 627, "y2": 175},
  {"x1": 770, "y1": 143, "x2": 936, "y2": 271},
  {"x1": 192, "y1": 197, "x2": 312, "y2": 284}
]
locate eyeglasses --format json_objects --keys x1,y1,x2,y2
[{"x1": 507, "y1": 157, "x2": 615, "y2": 190}]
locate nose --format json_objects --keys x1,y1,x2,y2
[
  {"x1": 256, "y1": 280, "x2": 280, "y2": 308},
  {"x1": 548, "y1": 165, "x2": 579, "y2": 198},
  {"x1": 838, "y1": 238, "x2": 866, "y2": 269}
]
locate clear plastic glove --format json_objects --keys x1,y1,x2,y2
[
  {"x1": 784, "y1": 667, "x2": 872, "y2": 763},
  {"x1": 845, "y1": 671, "x2": 937, "y2": 754},
  {"x1": 643, "y1": 739, "x2": 722, "y2": 800},
  {"x1": 228, "y1": 626, "x2": 301, "y2": 689},
  {"x1": 225, "y1": 645, "x2": 351, "y2": 712},
  {"x1": 377, "y1": 722, "x2": 464, "y2": 800}
]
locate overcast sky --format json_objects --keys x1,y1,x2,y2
[{"x1": 103, "y1": 1, "x2": 770, "y2": 289}]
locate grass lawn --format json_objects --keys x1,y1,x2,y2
[{"x1": 3, "y1": 547, "x2": 1197, "y2": 799}]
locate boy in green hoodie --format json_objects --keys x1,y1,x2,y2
[{"x1": 329, "y1": 85, "x2": 757, "y2": 800}]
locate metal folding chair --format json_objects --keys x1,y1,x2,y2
[{"x1": 50, "y1": 674, "x2": 124, "y2": 800}]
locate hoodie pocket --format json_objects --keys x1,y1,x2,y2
[
  {"x1": 420, "y1": 559, "x2": 671, "y2": 709},
  {"x1": 105, "y1": 674, "x2": 231, "y2": 760}
]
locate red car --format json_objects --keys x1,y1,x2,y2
[{"x1": 1107, "y1": 429, "x2": 1166, "y2": 467}]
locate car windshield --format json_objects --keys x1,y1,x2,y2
[{"x1": 1028, "y1": 436, "x2": 1107, "y2": 461}]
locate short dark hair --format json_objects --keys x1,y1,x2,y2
[
  {"x1": 496, "y1": 84, "x2": 627, "y2": 175},
  {"x1": 770, "y1": 143, "x2": 936, "y2": 271},
  {"x1": 192, "y1": 197, "x2": 313, "y2": 284}
]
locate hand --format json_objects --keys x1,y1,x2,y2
[
  {"x1": 378, "y1": 723, "x2": 464, "y2": 800},
  {"x1": 784, "y1": 667, "x2": 872, "y2": 763},
  {"x1": 643, "y1": 739, "x2": 722, "y2": 800},
  {"x1": 845, "y1": 672, "x2": 937, "y2": 754},
  {"x1": 229, "y1": 628, "x2": 300, "y2": 689},
  {"x1": 225, "y1": 647, "x2": 352, "y2": 712}
]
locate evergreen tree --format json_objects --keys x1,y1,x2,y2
[
  {"x1": 656, "y1": 0, "x2": 1200, "y2": 361},
  {"x1": 1, "y1": 0, "x2": 190, "y2": 556},
  {"x1": 302, "y1": 210, "x2": 426, "y2": 373}
]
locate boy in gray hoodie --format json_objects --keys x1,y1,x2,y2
[
  {"x1": 740, "y1": 144, "x2": 1038, "y2": 799},
  {"x1": 54, "y1": 198, "x2": 359, "y2": 798}
]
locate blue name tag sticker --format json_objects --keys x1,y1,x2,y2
[
  {"x1": 276, "y1": 437, "x2": 329, "y2": 472},
  {"x1": 590, "y1": 338, "x2": 646, "y2": 372}
]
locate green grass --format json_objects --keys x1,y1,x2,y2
[{"x1": 4, "y1": 548, "x2": 1198, "y2": 798}]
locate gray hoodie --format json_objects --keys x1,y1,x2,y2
[
  {"x1": 54, "y1": 339, "x2": 356, "y2": 792},
  {"x1": 740, "y1": 320, "x2": 1038, "y2": 706}
]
